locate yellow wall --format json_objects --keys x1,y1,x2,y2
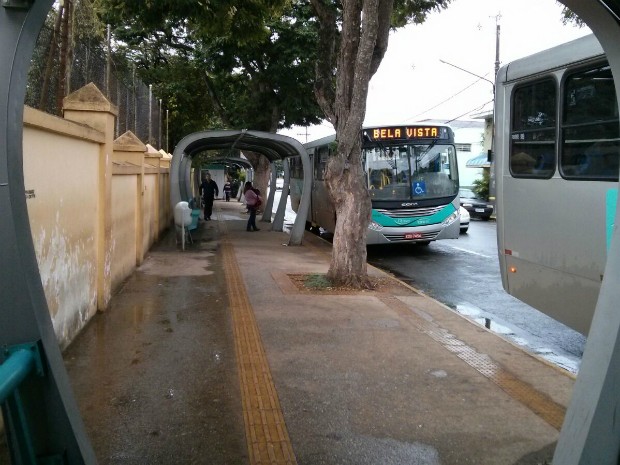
[
  {"x1": 23, "y1": 116, "x2": 100, "y2": 347},
  {"x1": 111, "y1": 174, "x2": 139, "y2": 290},
  {"x1": 159, "y1": 174, "x2": 168, "y2": 225},
  {"x1": 142, "y1": 174, "x2": 157, "y2": 257},
  {"x1": 22, "y1": 90, "x2": 172, "y2": 349}
]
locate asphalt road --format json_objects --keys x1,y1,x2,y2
[{"x1": 366, "y1": 219, "x2": 586, "y2": 374}]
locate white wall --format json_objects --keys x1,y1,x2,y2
[{"x1": 454, "y1": 126, "x2": 484, "y2": 188}]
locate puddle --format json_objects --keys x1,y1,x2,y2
[{"x1": 454, "y1": 302, "x2": 580, "y2": 374}]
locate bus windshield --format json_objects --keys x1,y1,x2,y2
[{"x1": 363, "y1": 143, "x2": 458, "y2": 200}]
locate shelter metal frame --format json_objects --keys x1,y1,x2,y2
[
  {"x1": 170, "y1": 129, "x2": 311, "y2": 246},
  {"x1": 0, "y1": 1, "x2": 97, "y2": 463},
  {"x1": 3, "y1": 1, "x2": 620, "y2": 464}
]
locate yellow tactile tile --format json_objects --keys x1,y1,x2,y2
[
  {"x1": 222, "y1": 237, "x2": 298, "y2": 465},
  {"x1": 379, "y1": 295, "x2": 566, "y2": 431}
]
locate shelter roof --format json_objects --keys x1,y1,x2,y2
[{"x1": 179, "y1": 129, "x2": 304, "y2": 163}]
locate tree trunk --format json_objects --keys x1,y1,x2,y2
[
  {"x1": 40, "y1": 3, "x2": 64, "y2": 112},
  {"x1": 56, "y1": 0, "x2": 72, "y2": 113},
  {"x1": 64, "y1": 0, "x2": 74, "y2": 96},
  {"x1": 325, "y1": 135, "x2": 372, "y2": 287},
  {"x1": 311, "y1": 0, "x2": 392, "y2": 288},
  {"x1": 242, "y1": 151, "x2": 271, "y2": 199}
]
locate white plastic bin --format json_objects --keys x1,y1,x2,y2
[{"x1": 174, "y1": 201, "x2": 192, "y2": 227}]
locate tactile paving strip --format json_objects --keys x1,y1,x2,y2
[
  {"x1": 220, "y1": 222, "x2": 297, "y2": 464},
  {"x1": 379, "y1": 295, "x2": 566, "y2": 430},
  {"x1": 216, "y1": 205, "x2": 563, "y2": 444}
]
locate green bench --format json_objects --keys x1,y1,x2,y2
[{"x1": 185, "y1": 209, "x2": 201, "y2": 243}]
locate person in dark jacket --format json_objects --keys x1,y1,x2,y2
[
  {"x1": 223, "y1": 180, "x2": 232, "y2": 201},
  {"x1": 199, "y1": 173, "x2": 219, "y2": 220}
]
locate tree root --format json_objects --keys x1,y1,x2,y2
[{"x1": 326, "y1": 272, "x2": 374, "y2": 290}]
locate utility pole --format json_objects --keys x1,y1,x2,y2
[
  {"x1": 491, "y1": 13, "x2": 501, "y2": 78},
  {"x1": 490, "y1": 13, "x2": 501, "y2": 213},
  {"x1": 297, "y1": 127, "x2": 309, "y2": 143}
]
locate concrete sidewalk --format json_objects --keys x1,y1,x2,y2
[{"x1": 60, "y1": 199, "x2": 574, "y2": 465}]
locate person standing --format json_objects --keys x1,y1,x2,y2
[
  {"x1": 199, "y1": 173, "x2": 219, "y2": 220},
  {"x1": 223, "y1": 179, "x2": 232, "y2": 202},
  {"x1": 243, "y1": 181, "x2": 261, "y2": 232}
]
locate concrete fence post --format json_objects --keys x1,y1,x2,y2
[
  {"x1": 145, "y1": 144, "x2": 163, "y2": 241},
  {"x1": 63, "y1": 83, "x2": 118, "y2": 311},
  {"x1": 113, "y1": 131, "x2": 147, "y2": 267}
]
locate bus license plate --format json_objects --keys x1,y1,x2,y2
[{"x1": 406, "y1": 233, "x2": 423, "y2": 239}]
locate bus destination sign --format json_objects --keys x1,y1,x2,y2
[{"x1": 365, "y1": 126, "x2": 448, "y2": 141}]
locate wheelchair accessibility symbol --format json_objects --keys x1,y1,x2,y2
[{"x1": 412, "y1": 181, "x2": 426, "y2": 196}]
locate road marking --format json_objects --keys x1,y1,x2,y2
[{"x1": 444, "y1": 245, "x2": 493, "y2": 258}]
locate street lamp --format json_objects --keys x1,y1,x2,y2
[
  {"x1": 439, "y1": 59, "x2": 496, "y2": 206},
  {"x1": 438, "y1": 59, "x2": 495, "y2": 96}
]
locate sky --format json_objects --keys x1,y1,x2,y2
[{"x1": 278, "y1": 0, "x2": 592, "y2": 143}]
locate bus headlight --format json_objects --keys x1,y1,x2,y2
[
  {"x1": 441, "y1": 211, "x2": 459, "y2": 226},
  {"x1": 368, "y1": 220, "x2": 384, "y2": 231}
]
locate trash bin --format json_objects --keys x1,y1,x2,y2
[
  {"x1": 174, "y1": 202, "x2": 192, "y2": 250},
  {"x1": 174, "y1": 201, "x2": 192, "y2": 227}
]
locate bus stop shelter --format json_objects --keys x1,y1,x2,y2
[
  {"x1": 170, "y1": 129, "x2": 312, "y2": 246},
  {"x1": 3, "y1": 1, "x2": 620, "y2": 464}
]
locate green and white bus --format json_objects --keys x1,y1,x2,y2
[{"x1": 289, "y1": 124, "x2": 461, "y2": 245}]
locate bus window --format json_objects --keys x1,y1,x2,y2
[
  {"x1": 315, "y1": 146, "x2": 329, "y2": 180},
  {"x1": 510, "y1": 79, "x2": 557, "y2": 178},
  {"x1": 561, "y1": 63, "x2": 620, "y2": 181},
  {"x1": 364, "y1": 146, "x2": 412, "y2": 198},
  {"x1": 289, "y1": 157, "x2": 304, "y2": 179},
  {"x1": 364, "y1": 144, "x2": 457, "y2": 199}
]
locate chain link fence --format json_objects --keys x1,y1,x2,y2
[{"x1": 26, "y1": 19, "x2": 166, "y2": 151}]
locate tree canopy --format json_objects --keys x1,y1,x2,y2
[
  {"x1": 99, "y1": 0, "x2": 323, "y2": 147},
  {"x1": 97, "y1": 0, "x2": 452, "y2": 288}
]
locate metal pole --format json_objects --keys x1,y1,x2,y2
[
  {"x1": 126, "y1": 88, "x2": 130, "y2": 133},
  {"x1": 148, "y1": 84, "x2": 152, "y2": 145},
  {"x1": 105, "y1": 24, "x2": 111, "y2": 97},
  {"x1": 494, "y1": 23, "x2": 501, "y2": 78},
  {"x1": 116, "y1": 78, "x2": 120, "y2": 138},
  {"x1": 133, "y1": 65, "x2": 137, "y2": 134}
]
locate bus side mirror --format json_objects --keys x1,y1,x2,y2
[{"x1": 487, "y1": 149, "x2": 493, "y2": 163}]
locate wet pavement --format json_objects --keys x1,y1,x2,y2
[
  {"x1": 366, "y1": 224, "x2": 585, "y2": 374},
  {"x1": 2, "y1": 199, "x2": 577, "y2": 464},
  {"x1": 62, "y1": 227, "x2": 247, "y2": 464}
]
